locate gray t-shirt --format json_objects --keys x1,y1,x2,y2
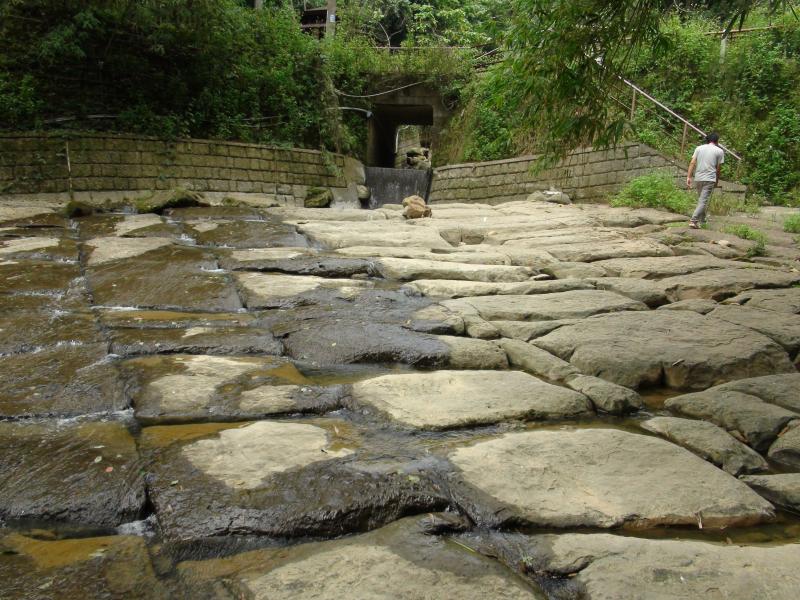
[{"x1": 691, "y1": 143, "x2": 724, "y2": 182}]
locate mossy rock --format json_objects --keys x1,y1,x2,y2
[
  {"x1": 305, "y1": 187, "x2": 333, "y2": 208},
  {"x1": 62, "y1": 200, "x2": 97, "y2": 218},
  {"x1": 134, "y1": 188, "x2": 207, "y2": 214}
]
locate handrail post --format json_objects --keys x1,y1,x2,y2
[
  {"x1": 630, "y1": 89, "x2": 637, "y2": 120},
  {"x1": 680, "y1": 122, "x2": 689, "y2": 156}
]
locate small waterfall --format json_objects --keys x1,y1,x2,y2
[{"x1": 364, "y1": 167, "x2": 432, "y2": 209}]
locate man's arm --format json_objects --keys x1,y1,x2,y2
[
  {"x1": 715, "y1": 165, "x2": 721, "y2": 187},
  {"x1": 686, "y1": 158, "x2": 696, "y2": 188}
]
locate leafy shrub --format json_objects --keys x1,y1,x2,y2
[
  {"x1": 610, "y1": 172, "x2": 695, "y2": 214},
  {"x1": 708, "y1": 193, "x2": 761, "y2": 216},
  {"x1": 783, "y1": 213, "x2": 800, "y2": 233}
]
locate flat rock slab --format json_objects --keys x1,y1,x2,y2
[
  {"x1": 0, "y1": 343, "x2": 125, "y2": 418},
  {"x1": 0, "y1": 421, "x2": 144, "y2": 527},
  {"x1": 87, "y1": 244, "x2": 241, "y2": 311},
  {"x1": 534, "y1": 310, "x2": 794, "y2": 390},
  {"x1": 235, "y1": 272, "x2": 371, "y2": 308},
  {"x1": 724, "y1": 287, "x2": 800, "y2": 313},
  {"x1": 592, "y1": 255, "x2": 734, "y2": 279},
  {"x1": 665, "y1": 389, "x2": 798, "y2": 452},
  {"x1": 0, "y1": 308, "x2": 102, "y2": 354},
  {"x1": 0, "y1": 534, "x2": 166, "y2": 600},
  {"x1": 109, "y1": 324, "x2": 282, "y2": 356},
  {"x1": 296, "y1": 220, "x2": 452, "y2": 250},
  {"x1": 768, "y1": 423, "x2": 800, "y2": 469},
  {"x1": 84, "y1": 236, "x2": 174, "y2": 266},
  {"x1": 0, "y1": 236, "x2": 78, "y2": 262},
  {"x1": 177, "y1": 517, "x2": 536, "y2": 599},
  {"x1": 142, "y1": 420, "x2": 446, "y2": 541},
  {"x1": 517, "y1": 239, "x2": 673, "y2": 262},
  {"x1": 124, "y1": 354, "x2": 345, "y2": 424},
  {"x1": 708, "y1": 304, "x2": 800, "y2": 353},
  {"x1": 659, "y1": 267, "x2": 800, "y2": 301},
  {"x1": 565, "y1": 374, "x2": 642, "y2": 414},
  {"x1": 657, "y1": 298, "x2": 718, "y2": 314},
  {"x1": 403, "y1": 278, "x2": 592, "y2": 299},
  {"x1": 741, "y1": 474, "x2": 800, "y2": 512},
  {"x1": 589, "y1": 277, "x2": 668, "y2": 307},
  {"x1": 335, "y1": 245, "x2": 512, "y2": 265},
  {"x1": 641, "y1": 416, "x2": 767, "y2": 475},
  {"x1": 474, "y1": 532, "x2": 800, "y2": 600},
  {"x1": 444, "y1": 290, "x2": 646, "y2": 322},
  {"x1": 350, "y1": 370, "x2": 592, "y2": 430},
  {"x1": 0, "y1": 259, "x2": 80, "y2": 295},
  {"x1": 713, "y1": 373, "x2": 800, "y2": 413},
  {"x1": 187, "y1": 218, "x2": 302, "y2": 248},
  {"x1": 373, "y1": 257, "x2": 533, "y2": 283},
  {"x1": 222, "y1": 250, "x2": 372, "y2": 278},
  {"x1": 448, "y1": 428, "x2": 774, "y2": 529}
]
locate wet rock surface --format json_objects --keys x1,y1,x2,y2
[
  {"x1": 465, "y1": 531, "x2": 800, "y2": 600},
  {"x1": 0, "y1": 421, "x2": 145, "y2": 527},
  {"x1": 2, "y1": 201, "x2": 799, "y2": 597}
]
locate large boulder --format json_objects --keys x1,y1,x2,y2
[{"x1": 448, "y1": 428, "x2": 774, "y2": 529}]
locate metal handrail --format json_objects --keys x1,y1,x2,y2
[{"x1": 617, "y1": 75, "x2": 742, "y2": 161}]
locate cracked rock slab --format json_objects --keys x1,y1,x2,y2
[
  {"x1": 350, "y1": 370, "x2": 592, "y2": 430},
  {"x1": 723, "y1": 287, "x2": 800, "y2": 314},
  {"x1": 87, "y1": 244, "x2": 241, "y2": 311},
  {"x1": 707, "y1": 304, "x2": 800, "y2": 354},
  {"x1": 740, "y1": 474, "x2": 800, "y2": 512},
  {"x1": 142, "y1": 419, "x2": 447, "y2": 542},
  {"x1": 448, "y1": 428, "x2": 774, "y2": 529},
  {"x1": 534, "y1": 310, "x2": 794, "y2": 390},
  {"x1": 444, "y1": 290, "x2": 646, "y2": 322},
  {"x1": 177, "y1": 517, "x2": 536, "y2": 599},
  {"x1": 471, "y1": 532, "x2": 800, "y2": 600},
  {"x1": 373, "y1": 257, "x2": 533, "y2": 283},
  {"x1": 658, "y1": 267, "x2": 800, "y2": 301},
  {"x1": 124, "y1": 354, "x2": 343, "y2": 424},
  {"x1": 641, "y1": 416, "x2": 767, "y2": 475},
  {"x1": 768, "y1": 423, "x2": 800, "y2": 469},
  {"x1": 665, "y1": 389, "x2": 798, "y2": 453}
]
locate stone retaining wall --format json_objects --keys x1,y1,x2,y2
[
  {"x1": 0, "y1": 132, "x2": 364, "y2": 206},
  {"x1": 429, "y1": 143, "x2": 746, "y2": 205}
]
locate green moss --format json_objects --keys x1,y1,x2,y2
[{"x1": 133, "y1": 188, "x2": 205, "y2": 214}]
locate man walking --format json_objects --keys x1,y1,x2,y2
[{"x1": 686, "y1": 132, "x2": 724, "y2": 229}]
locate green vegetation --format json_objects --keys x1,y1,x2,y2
[
  {"x1": 0, "y1": 1, "x2": 477, "y2": 157},
  {"x1": 723, "y1": 223, "x2": 769, "y2": 256},
  {"x1": 783, "y1": 213, "x2": 800, "y2": 233},
  {"x1": 610, "y1": 172, "x2": 696, "y2": 214}
]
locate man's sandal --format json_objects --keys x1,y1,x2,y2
[{"x1": 689, "y1": 221, "x2": 700, "y2": 229}]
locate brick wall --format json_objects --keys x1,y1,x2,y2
[
  {"x1": 428, "y1": 143, "x2": 746, "y2": 205},
  {"x1": 0, "y1": 132, "x2": 363, "y2": 206}
]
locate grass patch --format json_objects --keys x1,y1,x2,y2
[
  {"x1": 723, "y1": 224, "x2": 768, "y2": 257},
  {"x1": 783, "y1": 213, "x2": 800, "y2": 234},
  {"x1": 610, "y1": 173, "x2": 695, "y2": 214}
]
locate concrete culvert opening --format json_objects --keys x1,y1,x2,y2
[{"x1": 367, "y1": 104, "x2": 434, "y2": 168}]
